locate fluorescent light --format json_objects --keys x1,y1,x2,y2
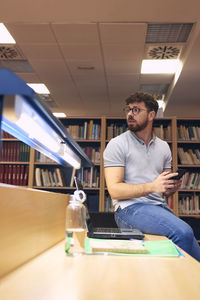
[
  {"x1": 157, "y1": 99, "x2": 166, "y2": 110},
  {"x1": 2, "y1": 94, "x2": 81, "y2": 169},
  {"x1": 16, "y1": 113, "x2": 60, "y2": 153},
  {"x1": 27, "y1": 83, "x2": 50, "y2": 94},
  {"x1": 141, "y1": 59, "x2": 179, "y2": 74},
  {"x1": 53, "y1": 112, "x2": 67, "y2": 118},
  {"x1": 0, "y1": 69, "x2": 93, "y2": 169},
  {"x1": 59, "y1": 144, "x2": 81, "y2": 169},
  {"x1": 0, "y1": 23, "x2": 16, "y2": 44}
]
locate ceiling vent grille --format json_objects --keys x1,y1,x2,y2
[
  {"x1": 146, "y1": 23, "x2": 193, "y2": 43},
  {"x1": 146, "y1": 44, "x2": 182, "y2": 59},
  {"x1": 140, "y1": 84, "x2": 170, "y2": 99},
  {"x1": 40, "y1": 94, "x2": 58, "y2": 108},
  {"x1": 0, "y1": 60, "x2": 34, "y2": 73},
  {"x1": 0, "y1": 45, "x2": 25, "y2": 60}
]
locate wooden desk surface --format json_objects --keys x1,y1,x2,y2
[{"x1": 0, "y1": 235, "x2": 200, "y2": 300}]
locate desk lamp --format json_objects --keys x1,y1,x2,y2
[{"x1": 0, "y1": 68, "x2": 93, "y2": 169}]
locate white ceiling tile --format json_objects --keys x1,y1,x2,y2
[
  {"x1": 59, "y1": 43, "x2": 101, "y2": 60},
  {"x1": 6, "y1": 23, "x2": 56, "y2": 44},
  {"x1": 29, "y1": 59, "x2": 72, "y2": 82},
  {"x1": 105, "y1": 60, "x2": 141, "y2": 75},
  {"x1": 18, "y1": 44, "x2": 63, "y2": 59},
  {"x1": 99, "y1": 23, "x2": 147, "y2": 44},
  {"x1": 103, "y1": 44, "x2": 144, "y2": 61},
  {"x1": 52, "y1": 23, "x2": 99, "y2": 44},
  {"x1": 16, "y1": 72, "x2": 41, "y2": 83}
]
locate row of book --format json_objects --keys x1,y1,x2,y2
[
  {"x1": 180, "y1": 172, "x2": 200, "y2": 190},
  {"x1": 178, "y1": 147, "x2": 200, "y2": 165},
  {"x1": 106, "y1": 124, "x2": 172, "y2": 140},
  {"x1": 1, "y1": 142, "x2": 30, "y2": 162},
  {"x1": 0, "y1": 164, "x2": 29, "y2": 186},
  {"x1": 177, "y1": 125, "x2": 200, "y2": 141},
  {"x1": 81, "y1": 146, "x2": 101, "y2": 164},
  {"x1": 153, "y1": 125, "x2": 172, "y2": 140},
  {"x1": 66, "y1": 121, "x2": 101, "y2": 140},
  {"x1": 166, "y1": 196, "x2": 174, "y2": 210},
  {"x1": 35, "y1": 151, "x2": 55, "y2": 163},
  {"x1": 1, "y1": 131, "x2": 15, "y2": 139},
  {"x1": 178, "y1": 195, "x2": 200, "y2": 215},
  {"x1": 106, "y1": 124, "x2": 127, "y2": 140},
  {"x1": 35, "y1": 146, "x2": 101, "y2": 165},
  {"x1": 104, "y1": 194, "x2": 113, "y2": 212},
  {"x1": 76, "y1": 167, "x2": 100, "y2": 188},
  {"x1": 35, "y1": 167, "x2": 65, "y2": 187}
]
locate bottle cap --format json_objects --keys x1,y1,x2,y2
[{"x1": 69, "y1": 190, "x2": 86, "y2": 203}]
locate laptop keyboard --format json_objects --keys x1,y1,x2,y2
[
  {"x1": 93, "y1": 227, "x2": 121, "y2": 233},
  {"x1": 93, "y1": 227, "x2": 139, "y2": 233}
]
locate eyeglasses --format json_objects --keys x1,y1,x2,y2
[{"x1": 123, "y1": 106, "x2": 147, "y2": 115}]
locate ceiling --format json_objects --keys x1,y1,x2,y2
[{"x1": 0, "y1": 0, "x2": 200, "y2": 118}]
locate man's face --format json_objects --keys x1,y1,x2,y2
[{"x1": 125, "y1": 102, "x2": 149, "y2": 132}]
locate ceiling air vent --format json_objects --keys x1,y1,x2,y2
[
  {"x1": 140, "y1": 84, "x2": 170, "y2": 99},
  {"x1": 146, "y1": 23, "x2": 193, "y2": 43},
  {"x1": 0, "y1": 60, "x2": 34, "y2": 73},
  {"x1": 0, "y1": 45, "x2": 25, "y2": 60},
  {"x1": 40, "y1": 94, "x2": 58, "y2": 108},
  {"x1": 0, "y1": 45, "x2": 34, "y2": 73},
  {"x1": 146, "y1": 45, "x2": 182, "y2": 59}
]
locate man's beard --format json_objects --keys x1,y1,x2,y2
[{"x1": 127, "y1": 116, "x2": 148, "y2": 133}]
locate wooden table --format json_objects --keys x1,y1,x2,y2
[{"x1": 0, "y1": 235, "x2": 200, "y2": 300}]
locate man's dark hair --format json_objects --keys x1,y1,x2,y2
[{"x1": 125, "y1": 92, "x2": 159, "y2": 114}]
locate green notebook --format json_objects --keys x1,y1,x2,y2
[{"x1": 85, "y1": 238, "x2": 180, "y2": 257}]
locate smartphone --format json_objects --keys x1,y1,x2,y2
[{"x1": 170, "y1": 169, "x2": 186, "y2": 180}]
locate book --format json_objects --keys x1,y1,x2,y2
[
  {"x1": 85, "y1": 239, "x2": 180, "y2": 257},
  {"x1": 86, "y1": 238, "x2": 148, "y2": 254},
  {"x1": 35, "y1": 168, "x2": 42, "y2": 186}
]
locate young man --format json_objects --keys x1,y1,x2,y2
[{"x1": 103, "y1": 92, "x2": 200, "y2": 261}]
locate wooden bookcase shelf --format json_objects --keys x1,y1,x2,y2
[
  {"x1": 1, "y1": 117, "x2": 200, "y2": 217},
  {"x1": 1, "y1": 116, "x2": 200, "y2": 241}
]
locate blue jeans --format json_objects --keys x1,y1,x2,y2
[{"x1": 115, "y1": 203, "x2": 200, "y2": 262}]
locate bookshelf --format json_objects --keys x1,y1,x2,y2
[
  {"x1": 0, "y1": 132, "x2": 30, "y2": 187},
  {"x1": 1, "y1": 117, "x2": 200, "y2": 222},
  {"x1": 174, "y1": 118, "x2": 200, "y2": 241}
]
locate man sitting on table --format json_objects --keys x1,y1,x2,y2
[{"x1": 103, "y1": 92, "x2": 200, "y2": 262}]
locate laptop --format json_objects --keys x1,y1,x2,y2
[
  {"x1": 86, "y1": 212, "x2": 144, "y2": 240},
  {"x1": 73, "y1": 177, "x2": 144, "y2": 240}
]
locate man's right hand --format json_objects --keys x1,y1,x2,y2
[{"x1": 152, "y1": 171, "x2": 180, "y2": 194}]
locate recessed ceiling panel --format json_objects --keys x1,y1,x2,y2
[
  {"x1": 100, "y1": 23, "x2": 147, "y2": 44},
  {"x1": 59, "y1": 43, "x2": 101, "y2": 61},
  {"x1": 18, "y1": 44, "x2": 63, "y2": 60},
  {"x1": 29, "y1": 59, "x2": 72, "y2": 82},
  {"x1": 52, "y1": 23, "x2": 99, "y2": 44},
  {"x1": 6, "y1": 23, "x2": 56, "y2": 44}
]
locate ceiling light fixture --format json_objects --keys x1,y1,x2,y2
[
  {"x1": 53, "y1": 112, "x2": 67, "y2": 118},
  {"x1": 0, "y1": 69, "x2": 93, "y2": 169},
  {"x1": 141, "y1": 59, "x2": 179, "y2": 74},
  {"x1": 27, "y1": 83, "x2": 50, "y2": 94},
  {"x1": 0, "y1": 23, "x2": 16, "y2": 44}
]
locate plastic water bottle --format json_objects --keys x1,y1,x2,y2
[{"x1": 65, "y1": 190, "x2": 87, "y2": 256}]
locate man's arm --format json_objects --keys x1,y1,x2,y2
[{"x1": 104, "y1": 166, "x2": 179, "y2": 200}]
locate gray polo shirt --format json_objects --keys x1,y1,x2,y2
[{"x1": 103, "y1": 130, "x2": 172, "y2": 211}]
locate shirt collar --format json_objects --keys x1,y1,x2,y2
[{"x1": 129, "y1": 130, "x2": 156, "y2": 145}]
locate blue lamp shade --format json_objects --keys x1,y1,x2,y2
[{"x1": 0, "y1": 68, "x2": 93, "y2": 169}]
